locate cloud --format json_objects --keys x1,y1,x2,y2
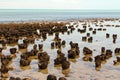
[{"x1": 0, "y1": 0, "x2": 120, "y2": 9}]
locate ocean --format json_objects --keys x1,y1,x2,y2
[{"x1": 0, "y1": 9, "x2": 120, "y2": 22}]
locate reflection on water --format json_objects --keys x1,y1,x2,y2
[
  {"x1": 20, "y1": 66, "x2": 31, "y2": 70},
  {"x1": 0, "y1": 18, "x2": 120, "y2": 80},
  {"x1": 38, "y1": 68, "x2": 48, "y2": 74}
]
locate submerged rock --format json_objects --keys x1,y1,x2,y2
[{"x1": 47, "y1": 74, "x2": 57, "y2": 80}]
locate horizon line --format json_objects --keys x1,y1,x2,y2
[{"x1": 0, "y1": 8, "x2": 120, "y2": 10}]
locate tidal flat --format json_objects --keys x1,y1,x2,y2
[{"x1": 0, "y1": 18, "x2": 120, "y2": 80}]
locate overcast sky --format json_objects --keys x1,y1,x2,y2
[{"x1": 0, "y1": 0, "x2": 120, "y2": 9}]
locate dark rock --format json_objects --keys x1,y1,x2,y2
[
  {"x1": 112, "y1": 34, "x2": 117, "y2": 39},
  {"x1": 106, "y1": 33, "x2": 110, "y2": 38},
  {"x1": 101, "y1": 47, "x2": 105, "y2": 53},
  {"x1": 47, "y1": 74, "x2": 57, "y2": 80},
  {"x1": 21, "y1": 53, "x2": 29, "y2": 59},
  {"x1": 33, "y1": 44, "x2": 37, "y2": 50},
  {"x1": 83, "y1": 47, "x2": 92, "y2": 55},
  {"x1": 0, "y1": 47, "x2": 3, "y2": 53},
  {"x1": 106, "y1": 50, "x2": 112, "y2": 59},
  {"x1": 82, "y1": 56, "x2": 93, "y2": 62},
  {"x1": 39, "y1": 44, "x2": 43, "y2": 50},
  {"x1": 88, "y1": 37, "x2": 93, "y2": 43},
  {"x1": 62, "y1": 61, "x2": 70, "y2": 70},
  {"x1": 54, "y1": 57, "x2": 67, "y2": 65},
  {"x1": 9, "y1": 77, "x2": 16, "y2": 80},
  {"x1": 100, "y1": 54, "x2": 106, "y2": 61},
  {"x1": 68, "y1": 50, "x2": 76, "y2": 59},
  {"x1": 10, "y1": 48, "x2": 17, "y2": 54},
  {"x1": 117, "y1": 57, "x2": 120, "y2": 62},
  {"x1": 38, "y1": 52, "x2": 50, "y2": 62},
  {"x1": 86, "y1": 33, "x2": 90, "y2": 37},
  {"x1": 15, "y1": 77, "x2": 21, "y2": 80},
  {"x1": 0, "y1": 65, "x2": 9, "y2": 73},
  {"x1": 20, "y1": 59, "x2": 31, "y2": 66},
  {"x1": 92, "y1": 30, "x2": 96, "y2": 34},
  {"x1": 51, "y1": 42, "x2": 54, "y2": 48},
  {"x1": 69, "y1": 42, "x2": 79, "y2": 49},
  {"x1": 18, "y1": 44, "x2": 27, "y2": 49},
  {"x1": 89, "y1": 27, "x2": 93, "y2": 31},
  {"x1": 94, "y1": 55, "x2": 101, "y2": 68},
  {"x1": 82, "y1": 36, "x2": 87, "y2": 41},
  {"x1": 59, "y1": 77, "x2": 67, "y2": 80},
  {"x1": 1, "y1": 55, "x2": 12, "y2": 65},
  {"x1": 38, "y1": 61, "x2": 48, "y2": 69},
  {"x1": 29, "y1": 49, "x2": 38, "y2": 56},
  {"x1": 62, "y1": 40, "x2": 66, "y2": 45}
]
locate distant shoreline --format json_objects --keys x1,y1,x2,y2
[
  {"x1": 0, "y1": 9, "x2": 120, "y2": 12},
  {"x1": 0, "y1": 9, "x2": 120, "y2": 22},
  {"x1": 0, "y1": 18, "x2": 119, "y2": 24}
]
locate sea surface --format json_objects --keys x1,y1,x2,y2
[{"x1": 0, "y1": 9, "x2": 120, "y2": 22}]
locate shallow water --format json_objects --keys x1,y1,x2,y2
[
  {"x1": 0, "y1": 9, "x2": 120, "y2": 22},
  {"x1": 1, "y1": 19, "x2": 120, "y2": 80}
]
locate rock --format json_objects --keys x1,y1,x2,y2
[
  {"x1": 9, "y1": 77, "x2": 16, "y2": 80},
  {"x1": 101, "y1": 47, "x2": 105, "y2": 53},
  {"x1": 20, "y1": 59, "x2": 31, "y2": 66},
  {"x1": 1, "y1": 55, "x2": 12, "y2": 65},
  {"x1": 33, "y1": 44, "x2": 37, "y2": 50},
  {"x1": 29, "y1": 49, "x2": 38, "y2": 56},
  {"x1": 82, "y1": 36, "x2": 87, "y2": 41},
  {"x1": 94, "y1": 55, "x2": 101, "y2": 68},
  {"x1": 68, "y1": 50, "x2": 76, "y2": 59},
  {"x1": 54, "y1": 57, "x2": 67, "y2": 65},
  {"x1": 38, "y1": 52, "x2": 50, "y2": 62},
  {"x1": 54, "y1": 33, "x2": 61, "y2": 41},
  {"x1": 83, "y1": 47, "x2": 92, "y2": 55},
  {"x1": 21, "y1": 53, "x2": 29, "y2": 59},
  {"x1": 38, "y1": 61, "x2": 48, "y2": 69},
  {"x1": 100, "y1": 54, "x2": 106, "y2": 61},
  {"x1": 39, "y1": 44, "x2": 43, "y2": 50},
  {"x1": 113, "y1": 57, "x2": 120, "y2": 65},
  {"x1": 51, "y1": 42, "x2": 54, "y2": 48},
  {"x1": 112, "y1": 34, "x2": 117, "y2": 39},
  {"x1": 86, "y1": 33, "x2": 90, "y2": 37},
  {"x1": 92, "y1": 30, "x2": 96, "y2": 34},
  {"x1": 106, "y1": 33, "x2": 110, "y2": 38},
  {"x1": 62, "y1": 40, "x2": 66, "y2": 45},
  {"x1": 59, "y1": 77, "x2": 67, "y2": 80},
  {"x1": 88, "y1": 37, "x2": 93, "y2": 43},
  {"x1": 115, "y1": 48, "x2": 120, "y2": 54},
  {"x1": 106, "y1": 49, "x2": 112, "y2": 59},
  {"x1": 47, "y1": 74, "x2": 57, "y2": 80},
  {"x1": 10, "y1": 48, "x2": 17, "y2": 54},
  {"x1": 18, "y1": 44, "x2": 27, "y2": 49},
  {"x1": 15, "y1": 77, "x2": 22, "y2": 80},
  {"x1": 82, "y1": 56, "x2": 93, "y2": 62},
  {"x1": 69, "y1": 42, "x2": 79, "y2": 49},
  {"x1": 0, "y1": 65, "x2": 9, "y2": 73},
  {"x1": 117, "y1": 57, "x2": 120, "y2": 62},
  {"x1": 0, "y1": 47, "x2": 3, "y2": 53},
  {"x1": 62, "y1": 61, "x2": 70, "y2": 70},
  {"x1": 89, "y1": 27, "x2": 93, "y2": 31}
]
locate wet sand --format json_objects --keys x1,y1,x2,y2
[{"x1": 0, "y1": 18, "x2": 120, "y2": 80}]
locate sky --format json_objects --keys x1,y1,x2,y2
[{"x1": 0, "y1": 0, "x2": 120, "y2": 9}]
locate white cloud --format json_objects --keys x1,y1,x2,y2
[{"x1": 0, "y1": 0, "x2": 120, "y2": 9}]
